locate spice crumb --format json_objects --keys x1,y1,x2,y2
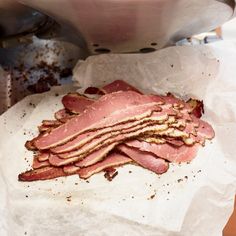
[
  {"x1": 66, "y1": 196, "x2": 72, "y2": 202},
  {"x1": 177, "y1": 179, "x2": 183, "y2": 183},
  {"x1": 149, "y1": 194, "x2": 156, "y2": 200}
]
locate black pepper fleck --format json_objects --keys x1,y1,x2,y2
[{"x1": 149, "y1": 194, "x2": 156, "y2": 200}]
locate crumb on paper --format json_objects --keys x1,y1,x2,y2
[
  {"x1": 66, "y1": 196, "x2": 72, "y2": 202},
  {"x1": 148, "y1": 190, "x2": 157, "y2": 200},
  {"x1": 177, "y1": 179, "x2": 183, "y2": 183}
]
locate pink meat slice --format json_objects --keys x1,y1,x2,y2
[
  {"x1": 42, "y1": 120, "x2": 62, "y2": 126},
  {"x1": 161, "y1": 93, "x2": 192, "y2": 112},
  {"x1": 58, "y1": 121, "x2": 169, "y2": 159},
  {"x1": 187, "y1": 98, "x2": 204, "y2": 118},
  {"x1": 63, "y1": 165, "x2": 80, "y2": 174},
  {"x1": 62, "y1": 93, "x2": 94, "y2": 114},
  {"x1": 34, "y1": 91, "x2": 164, "y2": 150},
  {"x1": 78, "y1": 152, "x2": 132, "y2": 179},
  {"x1": 34, "y1": 91, "x2": 166, "y2": 149},
  {"x1": 197, "y1": 120, "x2": 215, "y2": 140},
  {"x1": 125, "y1": 140, "x2": 199, "y2": 162},
  {"x1": 38, "y1": 125, "x2": 52, "y2": 133},
  {"x1": 32, "y1": 156, "x2": 50, "y2": 169},
  {"x1": 164, "y1": 137, "x2": 185, "y2": 147},
  {"x1": 84, "y1": 80, "x2": 142, "y2": 95},
  {"x1": 189, "y1": 119, "x2": 215, "y2": 145},
  {"x1": 25, "y1": 138, "x2": 37, "y2": 151},
  {"x1": 117, "y1": 145, "x2": 169, "y2": 174},
  {"x1": 51, "y1": 104, "x2": 168, "y2": 154},
  {"x1": 18, "y1": 166, "x2": 69, "y2": 181},
  {"x1": 84, "y1": 87, "x2": 105, "y2": 95},
  {"x1": 37, "y1": 152, "x2": 50, "y2": 162},
  {"x1": 54, "y1": 109, "x2": 73, "y2": 122},
  {"x1": 102, "y1": 80, "x2": 142, "y2": 94},
  {"x1": 75, "y1": 142, "x2": 118, "y2": 167},
  {"x1": 57, "y1": 114, "x2": 185, "y2": 160},
  {"x1": 49, "y1": 122, "x2": 171, "y2": 167},
  {"x1": 37, "y1": 119, "x2": 63, "y2": 134}
]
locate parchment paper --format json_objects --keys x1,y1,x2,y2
[{"x1": 1, "y1": 41, "x2": 236, "y2": 236}]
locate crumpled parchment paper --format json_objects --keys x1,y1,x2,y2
[{"x1": 1, "y1": 41, "x2": 236, "y2": 236}]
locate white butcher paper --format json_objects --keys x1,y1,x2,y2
[{"x1": 1, "y1": 41, "x2": 236, "y2": 236}]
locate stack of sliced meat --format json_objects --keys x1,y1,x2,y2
[{"x1": 18, "y1": 80, "x2": 215, "y2": 182}]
